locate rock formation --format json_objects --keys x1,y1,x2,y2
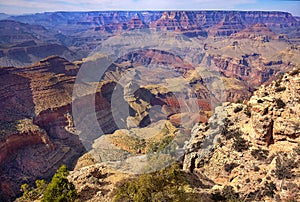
[
  {"x1": 183, "y1": 68, "x2": 300, "y2": 201},
  {"x1": 0, "y1": 56, "x2": 85, "y2": 201}
]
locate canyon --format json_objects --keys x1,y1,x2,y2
[{"x1": 0, "y1": 10, "x2": 299, "y2": 201}]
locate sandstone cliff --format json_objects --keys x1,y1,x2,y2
[
  {"x1": 0, "y1": 56, "x2": 85, "y2": 201},
  {"x1": 10, "y1": 11, "x2": 299, "y2": 36},
  {"x1": 183, "y1": 68, "x2": 300, "y2": 201}
]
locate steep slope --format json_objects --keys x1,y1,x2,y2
[
  {"x1": 0, "y1": 56, "x2": 85, "y2": 201},
  {"x1": 183, "y1": 68, "x2": 300, "y2": 201},
  {"x1": 233, "y1": 23, "x2": 286, "y2": 40},
  {"x1": 208, "y1": 14, "x2": 245, "y2": 36},
  {"x1": 65, "y1": 69, "x2": 300, "y2": 202},
  {"x1": 0, "y1": 20, "x2": 80, "y2": 67}
]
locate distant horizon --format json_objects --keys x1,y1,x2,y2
[
  {"x1": 1, "y1": 0, "x2": 300, "y2": 16},
  {"x1": 2, "y1": 9, "x2": 300, "y2": 17}
]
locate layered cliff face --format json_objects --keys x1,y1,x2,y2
[
  {"x1": 1, "y1": 9, "x2": 300, "y2": 201},
  {"x1": 183, "y1": 68, "x2": 300, "y2": 201},
  {"x1": 202, "y1": 37, "x2": 300, "y2": 99},
  {"x1": 0, "y1": 56, "x2": 85, "y2": 201},
  {"x1": 233, "y1": 23, "x2": 285, "y2": 40},
  {"x1": 208, "y1": 14, "x2": 246, "y2": 37},
  {"x1": 65, "y1": 68, "x2": 300, "y2": 202},
  {"x1": 10, "y1": 11, "x2": 299, "y2": 35},
  {"x1": 0, "y1": 20, "x2": 48, "y2": 45},
  {"x1": 1, "y1": 11, "x2": 298, "y2": 67},
  {"x1": 99, "y1": 48, "x2": 213, "y2": 129},
  {"x1": 0, "y1": 20, "x2": 80, "y2": 67}
]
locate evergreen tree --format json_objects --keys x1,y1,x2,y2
[{"x1": 42, "y1": 165, "x2": 77, "y2": 202}]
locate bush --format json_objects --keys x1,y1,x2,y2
[
  {"x1": 293, "y1": 143, "x2": 300, "y2": 155},
  {"x1": 274, "y1": 155, "x2": 296, "y2": 180},
  {"x1": 251, "y1": 148, "x2": 269, "y2": 160},
  {"x1": 290, "y1": 69, "x2": 299, "y2": 76},
  {"x1": 20, "y1": 180, "x2": 47, "y2": 200},
  {"x1": 113, "y1": 164, "x2": 201, "y2": 202},
  {"x1": 233, "y1": 105, "x2": 243, "y2": 113},
  {"x1": 232, "y1": 136, "x2": 249, "y2": 152},
  {"x1": 262, "y1": 181, "x2": 277, "y2": 198},
  {"x1": 243, "y1": 107, "x2": 251, "y2": 117},
  {"x1": 42, "y1": 165, "x2": 77, "y2": 202},
  {"x1": 211, "y1": 185, "x2": 241, "y2": 202},
  {"x1": 223, "y1": 129, "x2": 243, "y2": 140},
  {"x1": 275, "y1": 86, "x2": 286, "y2": 92},
  {"x1": 275, "y1": 98, "x2": 286, "y2": 109},
  {"x1": 224, "y1": 163, "x2": 239, "y2": 173}
]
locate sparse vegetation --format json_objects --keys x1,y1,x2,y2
[
  {"x1": 276, "y1": 74, "x2": 284, "y2": 86},
  {"x1": 275, "y1": 86, "x2": 286, "y2": 92},
  {"x1": 290, "y1": 69, "x2": 300, "y2": 76},
  {"x1": 20, "y1": 165, "x2": 77, "y2": 202},
  {"x1": 293, "y1": 143, "x2": 300, "y2": 155},
  {"x1": 111, "y1": 134, "x2": 147, "y2": 154},
  {"x1": 113, "y1": 163, "x2": 202, "y2": 202},
  {"x1": 148, "y1": 135, "x2": 174, "y2": 153},
  {"x1": 243, "y1": 107, "x2": 251, "y2": 117},
  {"x1": 20, "y1": 180, "x2": 47, "y2": 201},
  {"x1": 232, "y1": 135, "x2": 249, "y2": 152},
  {"x1": 274, "y1": 155, "x2": 297, "y2": 180},
  {"x1": 236, "y1": 99, "x2": 243, "y2": 104},
  {"x1": 211, "y1": 185, "x2": 241, "y2": 202},
  {"x1": 224, "y1": 163, "x2": 239, "y2": 173},
  {"x1": 233, "y1": 105, "x2": 243, "y2": 113},
  {"x1": 251, "y1": 148, "x2": 269, "y2": 160},
  {"x1": 262, "y1": 181, "x2": 277, "y2": 198},
  {"x1": 42, "y1": 165, "x2": 77, "y2": 202},
  {"x1": 222, "y1": 128, "x2": 243, "y2": 140},
  {"x1": 275, "y1": 98, "x2": 286, "y2": 109}
]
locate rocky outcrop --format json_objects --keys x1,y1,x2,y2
[
  {"x1": 98, "y1": 16, "x2": 148, "y2": 33},
  {"x1": 99, "y1": 49, "x2": 212, "y2": 129},
  {"x1": 183, "y1": 68, "x2": 300, "y2": 201},
  {"x1": 0, "y1": 127, "x2": 52, "y2": 164},
  {"x1": 68, "y1": 161, "x2": 130, "y2": 202}
]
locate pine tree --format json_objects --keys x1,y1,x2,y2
[{"x1": 42, "y1": 165, "x2": 77, "y2": 202}]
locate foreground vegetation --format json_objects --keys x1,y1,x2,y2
[{"x1": 19, "y1": 165, "x2": 77, "y2": 202}]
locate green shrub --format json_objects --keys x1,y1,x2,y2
[
  {"x1": 20, "y1": 179, "x2": 47, "y2": 200},
  {"x1": 42, "y1": 165, "x2": 77, "y2": 202},
  {"x1": 148, "y1": 135, "x2": 173, "y2": 153},
  {"x1": 113, "y1": 164, "x2": 200, "y2": 202}
]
